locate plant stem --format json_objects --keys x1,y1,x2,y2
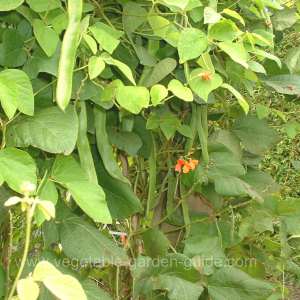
[
  {"x1": 196, "y1": 105, "x2": 209, "y2": 164},
  {"x1": 116, "y1": 266, "x2": 120, "y2": 300},
  {"x1": 7, "y1": 206, "x2": 34, "y2": 300}
]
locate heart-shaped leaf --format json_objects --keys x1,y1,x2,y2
[
  {"x1": 168, "y1": 79, "x2": 193, "y2": 102},
  {"x1": 189, "y1": 69, "x2": 223, "y2": 101}
]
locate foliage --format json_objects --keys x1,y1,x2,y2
[{"x1": 0, "y1": 0, "x2": 299, "y2": 299}]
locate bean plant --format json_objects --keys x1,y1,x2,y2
[{"x1": 0, "y1": 0, "x2": 299, "y2": 299}]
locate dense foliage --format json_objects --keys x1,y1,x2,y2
[{"x1": 0, "y1": 0, "x2": 300, "y2": 299}]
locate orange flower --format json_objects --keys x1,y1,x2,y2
[
  {"x1": 175, "y1": 158, "x2": 199, "y2": 174},
  {"x1": 201, "y1": 72, "x2": 212, "y2": 81},
  {"x1": 120, "y1": 233, "x2": 128, "y2": 247},
  {"x1": 188, "y1": 159, "x2": 199, "y2": 170}
]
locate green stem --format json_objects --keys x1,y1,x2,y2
[
  {"x1": 185, "y1": 104, "x2": 197, "y2": 154},
  {"x1": 196, "y1": 105, "x2": 209, "y2": 164},
  {"x1": 145, "y1": 134, "x2": 157, "y2": 221},
  {"x1": 116, "y1": 266, "x2": 120, "y2": 300},
  {"x1": 7, "y1": 205, "x2": 35, "y2": 300}
]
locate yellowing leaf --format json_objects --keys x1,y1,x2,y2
[
  {"x1": 222, "y1": 9, "x2": 245, "y2": 26},
  {"x1": 44, "y1": 275, "x2": 87, "y2": 300},
  {"x1": 17, "y1": 278, "x2": 39, "y2": 300},
  {"x1": 33, "y1": 261, "x2": 62, "y2": 282}
]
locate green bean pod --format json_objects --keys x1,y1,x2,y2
[{"x1": 56, "y1": 0, "x2": 83, "y2": 110}]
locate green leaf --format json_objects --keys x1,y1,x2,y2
[
  {"x1": 0, "y1": 69, "x2": 34, "y2": 119},
  {"x1": 148, "y1": 15, "x2": 180, "y2": 47},
  {"x1": 101, "y1": 54, "x2": 136, "y2": 85},
  {"x1": 109, "y1": 130, "x2": 142, "y2": 156},
  {"x1": 151, "y1": 275, "x2": 204, "y2": 300},
  {"x1": 97, "y1": 159, "x2": 142, "y2": 219},
  {"x1": 81, "y1": 280, "x2": 113, "y2": 300},
  {"x1": 189, "y1": 68, "x2": 223, "y2": 101},
  {"x1": 142, "y1": 228, "x2": 170, "y2": 258},
  {"x1": 222, "y1": 8, "x2": 245, "y2": 26},
  {"x1": 26, "y1": 0, "x2": 61, "y2": 12},
  {"x1": 184, "y1": 236, "x2": 226, "y2": 274},
  {"x1": 221, "y1": 83, "x2": 249, "y2": 114},
  {"x1": 178, "y1": 28, "x2": 208, "y2": 63},
  {"x1": 150, "y1": 84, "x2": 168, "y2": 106},
  {"x1": 33, "y1": 19, "x2": 59, "y2": 57},
  {"x1": 65, "y1": 181, "x2": 111, "y2": 224},
  {"x1": 208, "y1": 151, "x2": 245, "y2": 179},
  {"x1": 43, "y1": 274, "x2": 87, "y2": 300},
  {"x1": 94, "y1": 108, "x2": 130, "y2": 184},
  {"x1": 123, "y1": 2, "x2": 147, "y2": 34},
  {"x1": 0, "y1": 147, "x2": 37, "y2": 194},
  {"x1": 283, "y1": 121, "x2": 300, "y2": 139},
  {"x1": 116, "y1": 86, "x2": 150, "y2": 114},
  {"x1": 83, "y1": 34, "x2": 97, "y2": 54},
  {"x1": 168, "y1": 79, "x2": 193, "y2": 102},
  {"x1": 271, "y1": 8, "x2": 297, "y2": 31},
  {"x1": 0, "y1": 0, "x2": 23, "y2": 11},
  {"x1": 204, "y1": 7, "x2": 221, "y2": 24},
  {"x1": 51, "y1": 155, "x2": 111, "y2": 223},
  {"x1": 51, "y1": 155, "x2": 88, "y2": 183},
  {"x1": 89, "y1": 22, "x2": 123, "y2": 54},
  {"x1": 17, "y1": 278, "x2": 39, "y2": 300},
  {"x1": 6, "y1": 106, "x2": 78, "y2": 155},
  {"x1": 248, "y1": 61, "x2": 266, "y2": 74},
  {"x1": 208, "y1": 266, "x2": 274, "y2": 300},
  {"x1": 256, "y1": 104, "x2": 270, "y2": 119},
  {"x1": 88, "y1": 56, "x2": 105, "y2": 79},
  {"x1": 35, "y1": 180, "x2": 58, "y2": 226},
  {"x1": 160, "y1": 0, "x2": 189, "y2": 10},
  {"x1": 285, "y1": 47, "x2": 300, "y2": 74},
  {"x1": 218, "y1": 41, "x2": 248, "y2": 68},
  {"x1": 142, "y1": 58, "x2": 177, "y2": 87},
  {"x1": 264, "y1": 75, "x2": 300, "y2": 95},
  {"x1": 208, "y1": 19, "x2": 240, "y2": 41},
  {"x1": 250, "y1": 48, "x2": 281, "y2": 68},
  {"x1": 60, "y1": 215, "x2": 130, "y2": 266},
  {"x1": 0, "y1": 29, "x2": 26, "y2": 67},
  {"x1": 232, "y1": 115, "x2": 279, "y2": 155}
]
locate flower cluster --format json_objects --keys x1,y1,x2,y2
[{"x1": 175, "y1": 158, "x2": 199, "y2": 174}]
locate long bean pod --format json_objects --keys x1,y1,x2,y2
[{"x1": 56, "y1": 0, "x2": 83, "y2": 110}]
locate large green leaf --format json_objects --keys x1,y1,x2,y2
[
  {"x1": 81, "y1": 280, "x2": 113, "y2": 300},
  {"x1": 189, "y1": 68, "x2": 223, "y2": 101},
  {"x1": 208, "y1": 151, "x2": 245, "y2": 179},
  {"x1": 0, "y1": 147, "x2": 37, "y2": 193},
  {"x1": 0, "y1": 29, "x2": 26, "y2": 68},
  {"x1": 122, "y1": 2, "x2": 147, "y2": 34},
  {"x1": 218, "y1": 41, "x2": 249, "y2": 68},
  {"x1": 116, "y1": 86, "x2": 150, "y2": 114},
  {"x1": 33, "y1": 19, "x2": 59, "y2": 57},
  {"x1": 264, "y1": 75, "x2": 300, "y2": 95},
  {"x1": 0, "y1": 0, "x2": 23, "y2": 11},
  {"x1": 51, "y1": 155, "x2": 111, "y2": 224},
  {"x1": 26, "y1": 0, "x2": 61, "y2": 12},
  {"x1": 178, "y1": 28, "x2": 208, "y2": 63},
  {"x1": 97, "y1": 158, "x2": 142, "y2": 219},
  {"x1": 208, "y1": 266, "x2": 274, "y2": 300},
  {"x1": 132, "y1": 254, "x2": 202, "y2": 299},
  {"x1": 168, "y1": 79, "x2": 193, "y2": 102},
  {"x1": 285, "y1": 47, "x2": 300, "y2": 74},
  {"x1": 0, "y1": 69, "x2": 34, "y2": 119},
  {"x1": 59, "y1": 215, "x2": 130, "y2": 266},
  {"x1": 6, "y1": 106, "x2": 78, "y2": 155},
  {"x1": 208, "y1": 19, "x2": 240, "y2": 41},
  {"x1": 271, "y1": 8, "x2": 297, "y2": 31},
  {"x1": 232, "y1": 115, "x2": 279, "y2": 155},
  {"x1": 89, "y1": 22, "x2": 123, "y2": 54},
  {"x1": 142, "y1": 58, "x2": 177, "y2": 87},
  {"x1": 142, "y1": 228, "x2": 170, "y2": 258}
]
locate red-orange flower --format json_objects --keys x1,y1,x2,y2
[{"x1": 175, "y1": 158, "x2": 199, "y2": 174}]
